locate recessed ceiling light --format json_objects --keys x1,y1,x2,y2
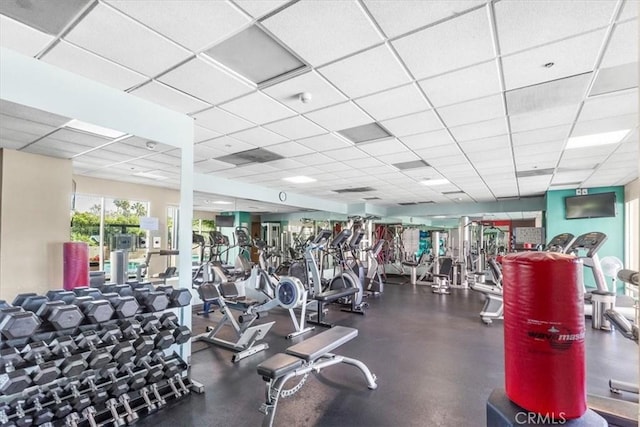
[
  {"x1": 133, "y1": 171, "x2": 168, "y2": 180},
  {"x1": 566, "y1": 129, "x2": 630, "y2": 149},
  {"x1": 283, "y1": 176, "x2": 316, "y2": 184},
  {"x1": 65, "y1": 119, "x2": 126, "y2": 139},
  {"x1": 433, "y1": 215, "x2": 446, "y2": 219},
  {"x1": 420, "y1": 179, "x2": 449, "y2": 186},
  {"x1": 212, "y1": 200, "x2": 233, "y2": 205}
]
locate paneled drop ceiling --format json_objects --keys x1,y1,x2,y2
[{"x1": 0, "y1": 0, "x2": 638, "y2": 215}]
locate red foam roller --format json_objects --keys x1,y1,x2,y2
[
  {"x1": 63, "y1": 242, "x2": 89, "y2": 290},
  {"x1": 503, "y1": 252, "x2": 586, "y2": 419}
]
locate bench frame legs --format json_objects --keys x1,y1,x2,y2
[{"x1": 259, "y1": 353, "x2": 377, "y2": 427}]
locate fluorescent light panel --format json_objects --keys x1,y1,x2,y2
[
  {"x1": 0, "y1": 0, "x2": 92, "y2": 35},
  {"x1": 283, "y1": 176, "x2": 316, "y2": 183},
  {"x1": 393, "y1": 159, "x2": 430, "y2": 170},
  {"x1": 133, "y1": 171, "x2": 168, "y2": 180},
  {"x1": 204, "y1": 25, "x2": 306, "y2": 85},
  {"x1": 338, "y1": 122, "x2": 392, "y2": 144},
  {"x1": 212, "y1": 200, "x2": 233, "y2": 205},
  {"x1": 566, "y1": 129, "x2": 630, "y2": 149},
  {"x1": 65, "y1": 119, "x2": 126, "y2": 138},
  {"x1": 420, "y1": 179, "x2": 449, "y2": 186}
]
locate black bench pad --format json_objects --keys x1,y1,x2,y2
[
  {"x1": 402, "y1": 261, "x2": 418, "y2": 267},
  {"x1": 314, "y1": 287, "x2": 358, "y2": 302},
  {"x1": 286, "y1": 326, "x2": 357, "y2": 361},
  {"x1": 257, "y1": 353, "x2": 303, "y2": 380}
]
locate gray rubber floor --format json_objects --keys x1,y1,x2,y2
[{"x1": 138, "y1": 278, "x2": 639, "y2": 427}]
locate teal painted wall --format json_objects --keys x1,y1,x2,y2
[{"x1": 546, "y1": 186, "x2": 625, "y2": 291}]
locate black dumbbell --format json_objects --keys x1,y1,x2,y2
[
  {"x1": 13, "y1": 295, "x2": 48, "y2": 313},
  {"x1": 102, "y1": 293, "x2": 140, "y2": 319},
  {"x1": 36, "y1": 300, "x2": 84, "y2": 331},
  {"x1": 100, "y1": 284, "x2": 133, "y2": 296},
  {"x1": 65, "y1": 412, "x2": 81, "y2": 427},
  {"x1": 139, "y1": 387, "x2": 157, "y2": 413},
  {"x1": 119, "y1": 363, "x2": 147, "y2": 391},
  {"x1": 25, "y1": 391, "x2": 54, "y2": 425},
  {"x1": 9, "y1": 399, "x2": 32, "y2": 427},
  {"x1": 118, "y1": 394, "x2": 139, "y2": 425},
  {"x1": 159, "y1": 312, "x2": 191, "y2": 344},
  {"x1": 73, "y1": 296, "x2": 114, "y2": 324},
  {"x1": 135, "y1": 356, "x2": 165, "y2": 385},
  {"x1": 63, "y1": 381, "x2": 91, "y2": 413},
  {"x1": 132, "y1": 288, "x2": 169, "y2": 313},
  {"x1": 72, "y1": 287, "x2": 103, "y2": 299},
  {"x1": 100, "y1": 363, "x2": 130, "y2": 397},
  {"x1": 155, "y1": 285, "x2": 192, "y2": 307},
  {"x1": 0, "y1": 347, "x2": 24, "y2": 373},
  {"x1": 100, "y1": 325, "x2": 135, "y2": 363},
  {"x1": 0, "y1": 403, "x2": 11, "y2": 426},
  {"x1": 82, "y1": 406, "x2": 99, "y2": 427},
  {"x1": 46, "y1": 290, "x2": 77, "y2": 304},
  {"x1": 46, "y1": 387, "x2": 73, "y2": 419},
  {"x1": 0, "y1": 306, "x2": 41, "y2": 340},
  {"x1": 21, "y1": 341, "x2": 60, "y2": 385},
  {"x1": 0, "y1": 368, "x2": 31, "y2": 395},
  {"x1": 105, "y1": 398, "x2": 125, "y2": 427},
  {"x1": 139, "y1": 316, "x2": 175, "y2": 350},
  {"x1": 49, "y1": 336, "x2": 88, "y2": 377},
  {"x1": 120, "y1": 320, "x2": 155, "y2": 355},
  {"x1": 75, "y1": 331, "x2": 113, "y2": 369},
  {"x1": 151, "y1": 351, "x2": 183, "y2": 379},
  {"x1": 79, "y1": 371, "x2": 108, "y2": 404}
]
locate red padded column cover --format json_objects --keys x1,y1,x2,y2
[
  {"x1": 63, "y1": 242, "x2": 89, "y2": 290},
  {"x1": 503, "y1": 252, "x2": 586, "y2": 419}
]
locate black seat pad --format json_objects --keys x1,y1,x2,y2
[
  {"x1": 257, "y1": 353, "x2": 303, "y2": 380},
  {"x1": 314, "y1": 287, "x2": 358, "y2": 302},
  {"x1": 286, "y1": 326, "x2": 357, "y2": 361}
]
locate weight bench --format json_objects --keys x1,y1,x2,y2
[
  {"x1": 193, "y1": 283, "x2": 275, "y2": 362},
  {"x1": 256, "y1": 326, "x2": 377, "y2": 427},
  {"x1": 308, "y1": 286, "x2": 360, "y2": 328}
]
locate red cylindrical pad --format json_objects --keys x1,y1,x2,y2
[
  {"x1": 503, "y1": 252, "x2": 586, "y2": 419},
  {"x1": 63, "y1": 242, "x2": 89, "y2": 290}
]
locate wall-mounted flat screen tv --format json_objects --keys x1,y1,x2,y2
[
  {"x1": 215, "y1": 215, "x2": 235, "y2": 227},
  {"x1": 564, "y1": 192, "x2": 616, "y2": 219}
]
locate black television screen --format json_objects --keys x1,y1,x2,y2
[
  {"x1": 215, "y1": 215, "x2": 235, "y2": 227},
  {"x1": 565, "y1": 192, "x2": 616, "y2": 219}
]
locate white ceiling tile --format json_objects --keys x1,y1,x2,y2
[
  {"x1": 25, "y1": 144, "x2": 76, "y2": 159},
  {"x1": 0, "y1": 114, "x2": 58, "y2": 140},
  {"x1": 106, "y1": 0, "x2": 250, "y2": 52},
  {"x1": 580, "y1": 89, "x2": 638, "y2": 122},
  {"x1": 263, "y1": 115, "x2": 326, "y2": 140},
  {"x1": 234, "y1": 0, "x2": 290, "y2": 18},
  {"x1": 618, "y1": 0, "x2": 638, "y2": 21},
  {"x1": 495, "y1": 0, "x2": 615, "y2": 55},
  {"x1": 194, "y1": 125, "x2": 221, "y2": 143},
  {"x1": 355, "y1": 84, "x2": 429, "y2": 121},
  {"x1": 502, "y1": 29, "x2": 606, "y2": 90},
  {"x1": 199, "y1": 135, "x2": 256, "y2": 154},
  {"x1": 0, "y1": 139, "x2": 25, "y2": 150},
  {"x1": 297, "y1": 133, "x2": 351, "y2": 152},
  {"x1": 392, "y1": 8, "x2": 494, "y2": 80},
  {"x1": 572, "y1": 113, "x2": 637, "y2": 136},
  {"x1": 0, "y1": 15, "x2": 53, "y2": 57},
  {"x1": 194, "y1": 158, "x2": 235, "y2": 173},
  {"x1": 323, "y1": 147, "x2": 369, "y2": 161},
  {"x1": 422, "y1": 144, "x2": 466, "y2": 160},
  {"x1": 158, "y1": 58, "x2": 254, "y2": 105},
  {"x1": 466, "y1": 148, "x2": 511, "y2": 162},
  {"x1": 449, "y1": 117, "x2": 507, "y2": 142},
  {"x1": 358, "y1": 138, "x2": 409, "y2": 157},
  {"x1": 399, "y1": 129, "x2": 454, "y2": 151},
  {"x1": 562, "y1": 145, "x2": 619, "y2": 160},
  {"x1": 42, "y1": 40, "x2": 147, "y2": 91},
  {"x1": 64, "y1": 3, "x2": 190, "y2": 76},
  {"x1": 262, "y1": 71, "x2": 347, "y2": 114},
  {"x1": 514, "y1": 141, "x2": 563, "y2": 156},
  {"x1": 418, "y1": 60, "x2": 500, "y2": 107},
  {"x1": 364, "y1": 0, "x2": 486, "y2": 39},
  {"x1": 459, "y1": 135, "x2": 510, "y2": 153},
  {"x1": 318, "y1": 44, "x2": 411, "y2": 98},
  {"x1": 193, "y1": 143, "x2": 218, "y2": 161},
  {"x1": 381, "y1": 110, "x2": 442, "y2": 137},
  {"x1": 266, "y1": 141, "x2": 315, "y2": 158},
  {"x1": 191, "y1": 107, "x2": 254, "y2": 134},
  {"x1": 43, "y1": 128, "x2": 111, "y2": 148},
  {"x1": 437, "y1": 94, "x2": 504, "y2": 127},
  {"x1": 220, "y1": 92, "x2": 295, "y2": 124},
  {"x1": 130, "y1": 81, "x2": 210, "y2": 114},
  {"x1": 231, "y1": 126, "x2": 287, "y2": 147},
  {"x1": 268, "y1": 158, "x2": 306, "y2": 170},
  {"x1": 294, "y1": 152, "x2": 335, "y2": 165},
  {"x1": 551, "y1": 170, "x2": 593, "y2": 184},
  {"x1": 304, "y1": 102, "x2": 372, "y2": 131},
  {"x1": 600, "y1": 20, "x2": 639, "y2": 69},
  {"x1": 262, "y1": 0, "x2": 383, "y2": 67},
  {"x1": 509, "y1": 104, "x2": 579, "y2": 133}
]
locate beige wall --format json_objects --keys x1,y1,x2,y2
[
  {"x1": 73, "y1": 175, "x2": 180, "y2": 276},
  {"x1": 0, "y1": 149, "x2": 72, "y2": 299}
]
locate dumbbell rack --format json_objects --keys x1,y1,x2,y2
[{"x1": 0, "y1": 282, "x2": 202, "y2": 426}]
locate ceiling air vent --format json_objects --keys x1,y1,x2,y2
[
  {"x1": 216, "y1": 148, "x2": 283, "y2": 166},
  {"x1": 204, "y1": 25, "x2": 308, "y2": 86},
  {"x1": 393, "y1": 160, "x2": 430, "y2": 170},
  {"x1": 333, "y1": 187, "x2": 375, "y2": 194},
  {"x1": 398, "y1": 200, "x2": 434, "y2": 206},
  {"x1": 337, "y1": 122, "x2": 392, "y2": 144},
  {"x1": 363, "y1": 196, "x2": 380, "y2": 200},
  {"x1": 442, "y1": 190, "x2": 464, "y2": 195}
]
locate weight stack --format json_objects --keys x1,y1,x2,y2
[
  {"x1": 502, "y1": 252, "x2": 586, "y2": 419},
  {"x1": 63, "y1": 242, "x2": 89, "y2": 291}
]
